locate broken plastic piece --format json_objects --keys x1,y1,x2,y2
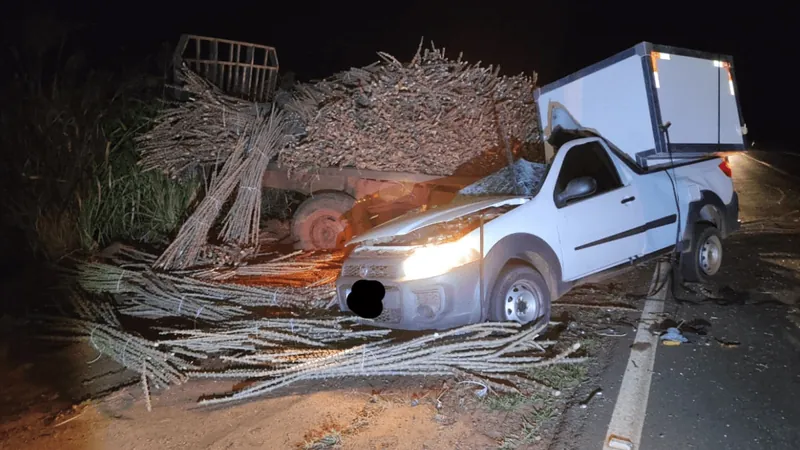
[
  {"x1": 607, "y1": 435, "x2": 634, "y2": 450},
  {"x1": 659, "y1": 327, "x2": 688, "y2": 344}
]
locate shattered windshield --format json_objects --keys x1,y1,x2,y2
[
  {"x1": 455, "y1": 158, "x2": 548, "y2": 201},
  {"x1": 373, "y1": 159, "x2": 549, "y2": 228}
]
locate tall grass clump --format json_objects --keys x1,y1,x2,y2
[{"x1": 0, "y1": 17, "x2": 197, "y2": 260}]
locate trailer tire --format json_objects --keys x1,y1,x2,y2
[
  {"x1": 292, "y1": 192, "x2": 357, "y2": 250},
  {"x1": 681, "y1": 223, "x2": 723, "y2": 283},
  {"x1": 489, "y1": 264, "x2": 550, "y2": 325}
]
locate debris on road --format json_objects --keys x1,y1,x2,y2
[
  {"x1": 715, "y1": 338, "x2": 742, "y2": 348},
  {"x1": 607, "y1": 435, "x2": 634, "y2": 450},
  {"x1": 578, "y1": 387, "x2": 603, "y2": 409},
  {"x1": 660, "y1": 327, "x2": 689, "y2": 345}
]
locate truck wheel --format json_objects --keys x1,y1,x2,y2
[
  {"x1": 489, "y1": 265, "x2": 550, "y2": 325},
  {"x1": 682, "y1": 223, "x2": 723, "y2": 283},
  {"x1": 292, "y1": 192, "x2": 355, "y2": 250}
]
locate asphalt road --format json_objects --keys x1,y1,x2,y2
[{"x1": 554, "y1": 151, "x2": 800, "y2": 450}]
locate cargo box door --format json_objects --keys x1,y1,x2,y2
[{"x1": 651, "y1": 51, "x2": 745, "y2": 156}]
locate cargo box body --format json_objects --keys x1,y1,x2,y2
[{"x1": 534, "y1": 42, "x2": 746, "y2": 170}]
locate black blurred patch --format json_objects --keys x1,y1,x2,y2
[{"x1": 346, "y1": 280, "x2": 385, "y2": 319}]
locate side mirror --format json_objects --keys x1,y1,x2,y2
[{"x1": 556, "y1": 176, "x2": 597, "y2": 207}]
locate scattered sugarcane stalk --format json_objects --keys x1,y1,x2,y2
[
  {"x1": 191, "y1": 322, "x2": 586, "y2": 406},
  {"x1": 552, "y1": 302, "x2": 638, "y2": 311},
  {"x1": 142, "y1": 361, "x2": 152, "y2": 412},
  {"x1": 156, "y1": 317, "x2": 391, "y2": 357},
  {"x1": 191, "y1": 250, "x2": 341, "y2": 281},
  {"x1": 51, "y1": 272, "x2": 588, "y2": 410}
]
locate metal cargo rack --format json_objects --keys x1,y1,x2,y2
[{"x1": 172, "y1": 34, "x2": 280, "y2": 102}]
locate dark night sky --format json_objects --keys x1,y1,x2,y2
[{"x1": 3, "y1": 0, "x2": 792, "y2": 147}]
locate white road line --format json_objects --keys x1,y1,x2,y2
[
  {"x1": 602, "y1": 261, "x2": 670, "y2": 450},
  {"x1": 739, "y1": 152, "x2": 799, "y2": 180}
]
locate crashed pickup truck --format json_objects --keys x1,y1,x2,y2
[{"x1": 336, "y1": 42, "x2": 746, "y2": 330}]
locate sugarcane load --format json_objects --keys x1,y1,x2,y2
[{"x1": 136, "y1": 36, "x2": 544, "y2": 257}]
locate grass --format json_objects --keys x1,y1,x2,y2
[
  {"x1": 77, "y1": 158, "x2": 200, "y2": 251},
  {"x1": 1, "y1": 29, "x2": 199, "y2": 260},
  {"x1": 579, "y1": 336, "x2": 602, "y2": 355},
  {"x1": 486, "y1": 359, "x2": 589, "y2": 449},
  {"x1": 484, "y1": 392, "x2": 532, "y2": 412},
  {"x1": 529, "y1": 363, "x2": 588, "y2": 390},
  {"x1": 484, "y1": 389, "x2": 557, "y2": 449},
  {"x1": 530, "y1": 403, "x2": 558, "y2": 423},
  {"x1": 496, "y1": 418, "x2": 539, "y2": 450}
]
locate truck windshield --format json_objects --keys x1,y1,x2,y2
[{"x1": 455, "y1": 158, "x2": 548, "y2": 199}]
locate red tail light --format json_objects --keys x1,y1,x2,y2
[{"x1": 719, "y1": 157, "x2": 732, "y2": 178}]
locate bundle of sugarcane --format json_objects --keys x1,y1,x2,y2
[
  {"x1": 219, "y1": 108, "x2": 288, "y2": 246},
  {"x1": 277, "y1": 42, "x2": 541, "y2": 177},
  {"x1": 76, "y1": 261, "x2": 249, "y2": 322},
  {"x1": 37, "y1": 292, "x2": 196, "y2": 410},
  {"x1": 136, "y1": 68, "x2": 264, "y2": 178},
  {"x1": 191, "y1": 322, "x2": 585, "y2": 406},
  {"x1": 43, "y1": 318, "x2": 194, "y2": 389},
  {"x1": 154, "y1": 128, "x2": 250, "y2": 270},
  {"x1": 76, "y1": 258, "x2": 336, "y2": 316}
]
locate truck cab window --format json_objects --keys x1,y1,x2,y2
[{"x1": 555, "y1": 141, "x2": 623, "y2": 200}]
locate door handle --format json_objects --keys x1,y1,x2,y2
[{"x1": 621, "y1": 196, "x2": 636, "y2": 204}]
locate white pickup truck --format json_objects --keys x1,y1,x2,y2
[{"x1": 336, "y1": 42, "x2": 746, "y2": 330}]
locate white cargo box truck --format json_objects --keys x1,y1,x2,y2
[{"x1": 534, "y1": 42, "x2": 747, "y2": 170}]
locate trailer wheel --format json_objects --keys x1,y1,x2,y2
[
  {"x1": 292, "y1": 192, "x2": 356, "y2": 250},
  {"x1": 489, "y1": 265, "x2": 550, "y2": 325},
  {"x1": 681, "y1": 223, "x2": 723, "y2": 283}
]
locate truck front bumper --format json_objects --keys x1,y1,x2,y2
[{"x1": 336, "y1": 259, "x2": 482, "y2": 331}]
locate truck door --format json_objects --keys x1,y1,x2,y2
[{"x1": 554, "y1": 140, "x2": 647, "y2": 281}]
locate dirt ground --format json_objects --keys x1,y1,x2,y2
[{"x1": 0, "y1": 261, "x2": 654, "y2": 450}]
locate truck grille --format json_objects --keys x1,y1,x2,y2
[
  {"x1": 342, "y1": 263, "x2": 400, "y2": 279},
  {"x1": 340, "y1": 285, "x2": 402, "y2": 324},
  {"x1": 373, "y1": 307, "x2": 402, "y2": 324}
]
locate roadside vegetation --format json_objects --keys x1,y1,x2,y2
[{"x1": 0, "y1": 17, "x2": 197, "y2": 263}]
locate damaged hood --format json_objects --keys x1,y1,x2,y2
[{"x1": 348, "y1": 196, "x2": 528, "y2": 246}]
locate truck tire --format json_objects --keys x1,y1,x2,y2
[
  {"x1": 292, "y1": 192, "x2": 356, "y2": 250},
  {"x1": 489, "y1": 265, "x2": 550, "y2": 325},
  {"x1": 681, "y1": 223, "x2": 723, "y2": 283}
]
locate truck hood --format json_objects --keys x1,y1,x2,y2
[{"x1": 348, "y1": 196, "x2": 529, "y2": 246}]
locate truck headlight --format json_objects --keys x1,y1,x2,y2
[{"x1": 402, "y1": 241, "x2": 480, "y2": 281}]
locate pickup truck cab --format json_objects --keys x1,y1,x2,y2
[{"x1": 336, "y1": 42, "x2": 746, "y2": 330}]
